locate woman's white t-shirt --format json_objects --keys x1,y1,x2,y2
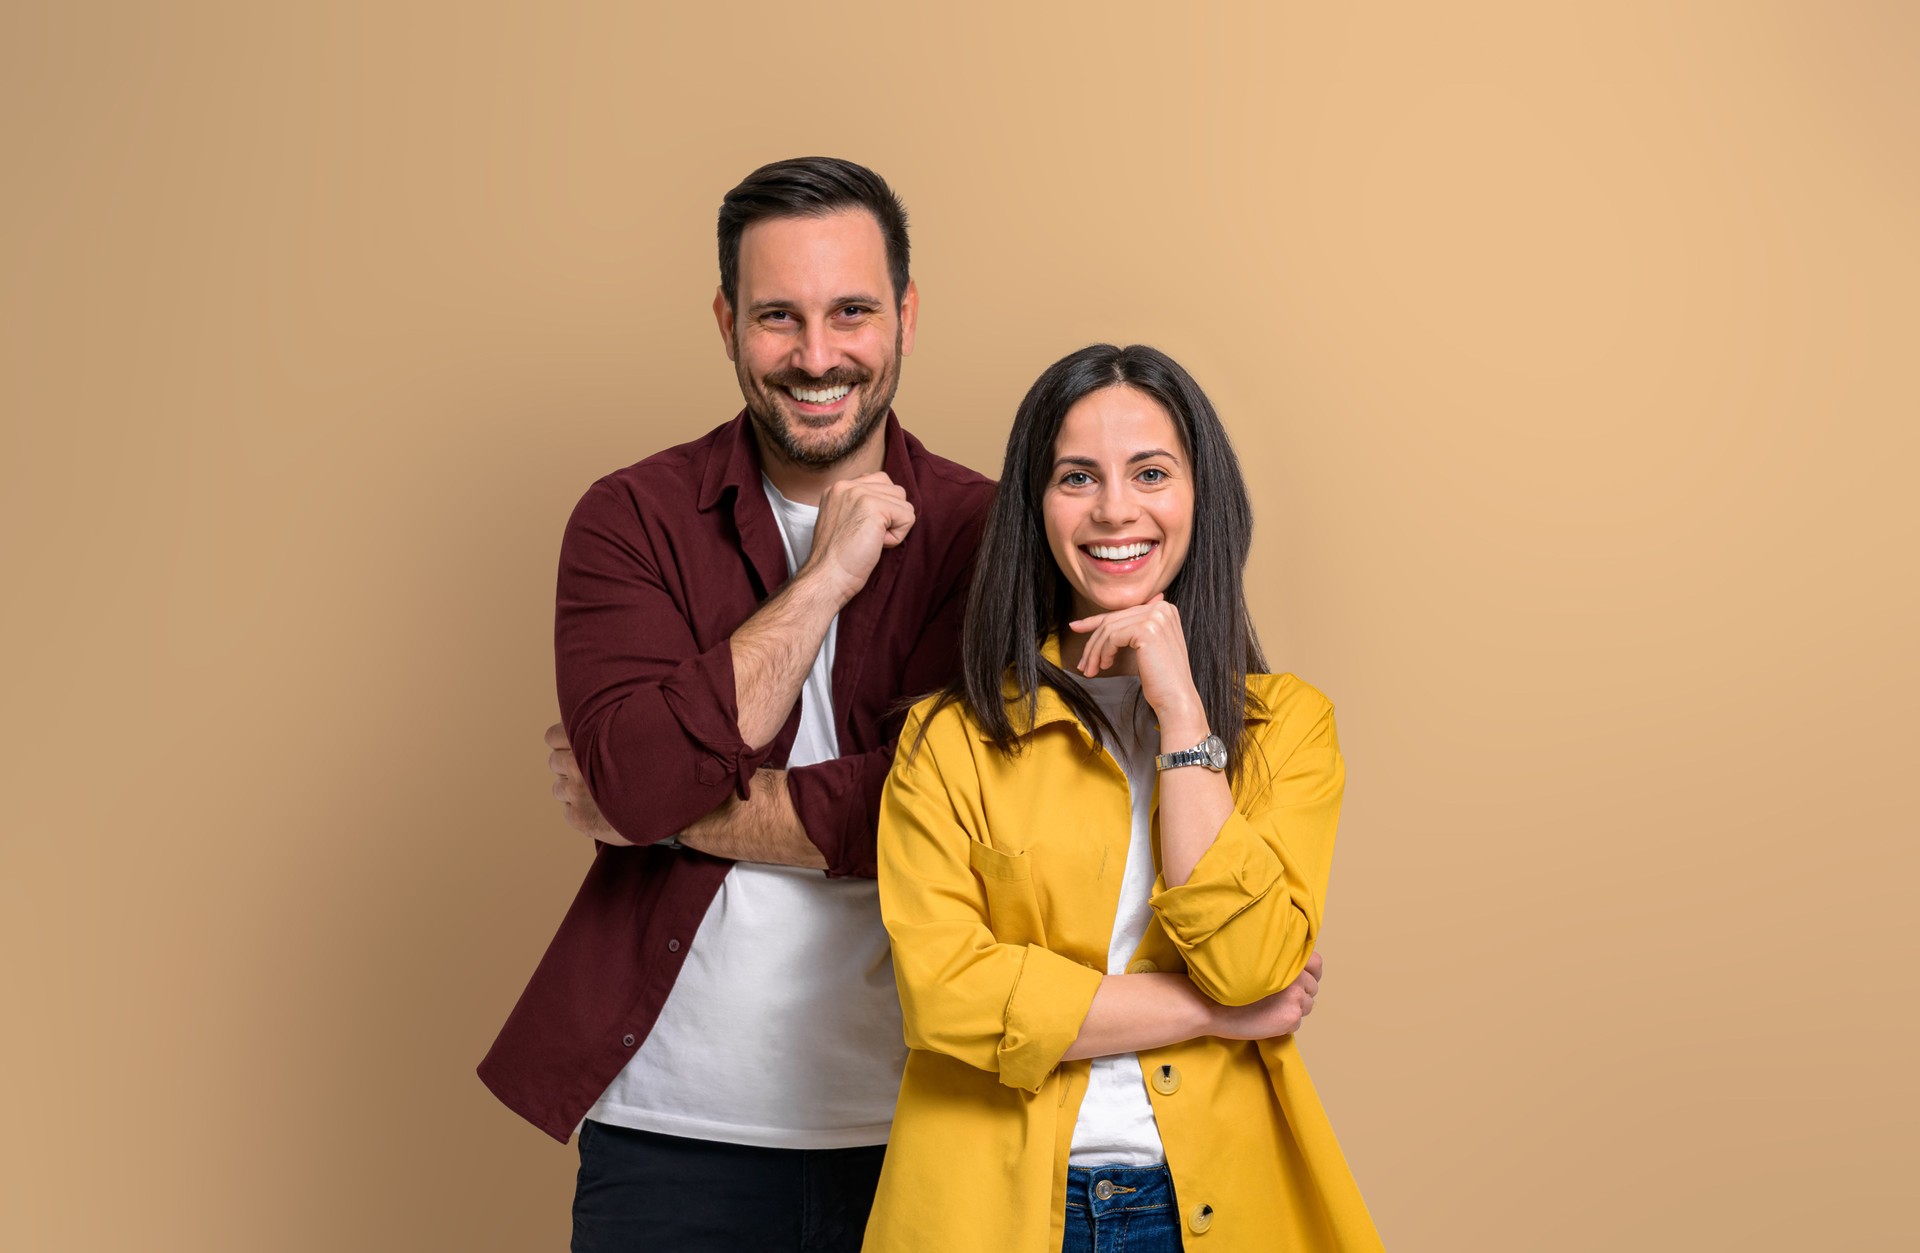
[{"x1": 1067, "y1": 674, "x2": 1169, "y2": 1166}]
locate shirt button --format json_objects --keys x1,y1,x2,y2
[
  {"x1": 1150, "y1": 1063, "x2": 1182, "y2": 1096},
  {"x1": 1188, "y1": 1202, "x2": 1215, "y2": 1234},
  {"x1": 667, "y1": 939, "x2": 681, "y2": 952},
  {"x1": 1126, "y1": 958, "x2": 1158, "y2": 974},
  {"x1": 621, "y1": 1034, "x2": 635, "y2": 1047}
]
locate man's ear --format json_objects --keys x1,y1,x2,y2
[
  {"x1": 898, "y1": 279, "x2": 919, "y2": 358},
  {"x1": 713, "y1": 287, "x2": 737, "y2": 362}
]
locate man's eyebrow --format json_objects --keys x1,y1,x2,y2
[{"x1": 746, "y1": 294, "x2": 886, "y2": 315}]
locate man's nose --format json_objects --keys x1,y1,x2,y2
[{"x1": 792, "y1": 324, "x2": 838, "y2": 380}]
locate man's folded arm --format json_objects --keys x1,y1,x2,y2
[{"x1": 559, "y1": 478, "x2": 824, "y2": 848}]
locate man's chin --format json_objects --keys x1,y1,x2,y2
[{"x1": 753, "y1": 400, "x2": 889, "y2": 468}]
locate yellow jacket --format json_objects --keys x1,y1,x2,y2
[{"x1": 864, "y1": 660, "x2": 1383, "y2": 1252}]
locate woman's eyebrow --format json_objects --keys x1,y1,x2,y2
[{"x1": 1050, "y1": 448, "x2": 1181, "y2": 471}]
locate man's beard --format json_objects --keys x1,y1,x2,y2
[{"x1": 737, "y1": 326, "x2": 903, "y2": 470}]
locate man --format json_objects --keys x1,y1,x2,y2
[{"x1": 478, "y1": 157, "x2": 995, "y2": 1251}]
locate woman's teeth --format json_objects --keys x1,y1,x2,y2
[
  {"x1": 788, "y1": 384, "x2": 852, "y2": 404},
  {"x1": 1087, "y1": 542, "x2": 1154, "y2": 560}
]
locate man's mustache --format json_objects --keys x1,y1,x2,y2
[{"x1": 764, "y1": 367, "x2": 871, "y2": 390}]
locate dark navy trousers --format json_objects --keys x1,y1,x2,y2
[{"x1": 571, "y1": 1120, "x2": 885, "y2": 1253}]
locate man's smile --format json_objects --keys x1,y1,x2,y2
[{"x1": 782, "y1": 382, "x2": 856, "y2": 418}]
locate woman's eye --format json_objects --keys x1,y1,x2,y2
[
  {"x1": 1062, "y1": 471, "x2": 1093, "y2": 488},
  {"x1": 1137, "y1": 467, "x2": 1167, "y2": 484}
]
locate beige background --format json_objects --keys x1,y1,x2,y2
[{"x1": 3, "y1": 2, "x2": 1915, "y2": 1249}]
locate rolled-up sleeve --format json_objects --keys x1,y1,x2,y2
[
  {"x1": 1150, "y1": 702, "x2": 1345, "y2": 1006},
  {"x1": 786, "y1": 746, "x2": 890, "y2": 879},
  {"x1": 877, "y1": 710, "x2": 1104, "y2": 1092},
  {"x1": 557, "y1": 478, "x2": 780, "y2": 846}
]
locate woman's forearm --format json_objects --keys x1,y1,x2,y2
[
  {"x1": 1153, "y1": 708, "x2": 1237, "y2": 886},
  {"x1": 1060, "y1": 972, "x2": 1216, "y2": 1061},
  {"x1": 1058, "y1": 960, "x2": 1322, "y2": 1062}
]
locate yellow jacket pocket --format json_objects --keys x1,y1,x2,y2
[{"x1": 967, "y1": 841, "x2": 1046, "y2": 947}]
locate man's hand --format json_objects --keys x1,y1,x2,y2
[
  {"x1": 546, "y1": 723, "x2": 633, "y2": 846},
  {"x1": 800, "y1": 472, "x2": 916, "y2": 604},
  {"x1": 1209, "y1": 951, "x2": 1323, "y2": 1040}
]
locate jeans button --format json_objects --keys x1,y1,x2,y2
[{"x1": 1093, "y1": 1179, "x2": 1116, "y2": 1201}]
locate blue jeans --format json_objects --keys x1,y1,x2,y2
[{"x1": 1061, "y1": 1163, "x2": 1182, "y2": 1253}]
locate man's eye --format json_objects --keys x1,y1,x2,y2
[
  {"x1": 764, "y1": 311, "x2": 793, "y2": 323},
  {"x1": 839, "y1": 305, "x2": 873, "y2": 318}
]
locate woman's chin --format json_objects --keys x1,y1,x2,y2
[{"x1": 1073, "y1": 588, "x2": 1159, "y2": 617}]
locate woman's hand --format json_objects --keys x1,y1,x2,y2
[
  {"x1": 1067, "y1": 594, "x2": 1207, "y2": 737},
  {"x1": 1208, "y1": 952, "x2": 1323, "y2": 1040}
]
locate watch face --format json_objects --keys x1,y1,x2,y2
[{"x1": 1204, "y1": 735, "x2": 1229, "y2": 770}]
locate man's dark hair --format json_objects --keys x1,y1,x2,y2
[
  {"x1": 717, "y1": 156, "x2": 911, "y2": 311},
  {"x1": 919, "y1": 344, "x2": 1271, "y2": 783}
]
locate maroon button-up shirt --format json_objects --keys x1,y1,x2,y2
[{"x1": 478, "y1": 410, "x2": 994, "y2": 1142}]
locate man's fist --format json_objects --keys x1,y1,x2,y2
[
  {"x1": 803, "y1": 472, "x2": 915, "y2": 603},
  {"x1": 545, "y1": 723, "x2": 632, "y2": 846}
]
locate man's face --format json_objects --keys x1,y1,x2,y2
[{"x1": 715, "y1": 208, "x2": 918, "y2": 469}]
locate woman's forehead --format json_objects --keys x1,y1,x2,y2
[{"x1": 1053, "y1": 386, "x2": 1185, "y2": 459}]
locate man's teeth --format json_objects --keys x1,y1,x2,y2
[
  {"x1": 1088, "y1": 542, "x2": 1153, "y2": 561},
  {"x1": 788, "y1": 384, "x2": 852, "y2": 404}
]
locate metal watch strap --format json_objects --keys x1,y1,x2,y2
[{"x1": 1155, "y1": 733, "x2": 1227, "y2": 772}]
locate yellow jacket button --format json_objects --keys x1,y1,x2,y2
[
  {"x1": 1150, "y1": 1063, "x2": 1182, "y2": 1096},
  {"x1": 1126, "y1": 958, "x2": 1158, "y2": 974},
  {"x1": 1188, "y1": 1202, "x2": 1215, "y2": 1234}
]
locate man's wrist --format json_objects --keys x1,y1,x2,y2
[{"x1": 789, "y1": 561, "x2": 859, "y2": 613}]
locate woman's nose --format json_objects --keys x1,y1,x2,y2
[{"x1": 1090, "y1": 483, "x2": 1139, "y2": 524}]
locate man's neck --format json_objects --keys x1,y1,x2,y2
[{"x1": 754, "y1": 421, "x2": 890, "y2": 506}]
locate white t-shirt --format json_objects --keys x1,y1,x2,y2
[
  {"x1": 583, "y1": 476, "x2": 905, "y2": 1148},
  {"x1": 1067, "y1": 674, "x2": 1169, "y2": 1166}
]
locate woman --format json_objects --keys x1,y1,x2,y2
[{"x1": 864, "y1": 345, "x2": 1381, "y2": 1252}]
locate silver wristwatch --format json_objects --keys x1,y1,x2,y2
[{"x1": 1156, "y1": 733, "x2": 1228, "y2": 772}]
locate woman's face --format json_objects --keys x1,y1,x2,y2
[{"x1": 1042, "y1": 385, "x2": 1195, "y2": 621}]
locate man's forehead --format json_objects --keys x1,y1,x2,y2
[{"x1": 736, "y1": 208, "x2": 890, "y2": 303}]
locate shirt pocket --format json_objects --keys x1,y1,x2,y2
[{"x1": 968, "y1": 841, "x2": 1047, "y2": 948}]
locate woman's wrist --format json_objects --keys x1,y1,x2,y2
[{"x1": 1157, "y1": 704, "x2": 1211, "y2": 751}]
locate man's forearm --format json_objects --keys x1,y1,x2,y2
[
  {"x1": 677, "y1": 768, "x2": 826, "y2": 869},
  {"x1": 730, "y1": 570, "x2": 846, "y2": 749}
]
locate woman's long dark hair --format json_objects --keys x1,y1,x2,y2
[{"x1": 928, "y1": 343, "x2": 1269, "y2": 781}]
